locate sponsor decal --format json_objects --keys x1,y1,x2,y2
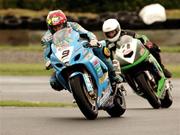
[
  {"x1": 52, "y1": 16, "x2": 60, "y2": 25},
  {"x1": 99, "y1": 72, "x2": 108, "y2": 84},
  {"x1": 99, "y1": 85, "x2": 111, "y2": 105},
  {"x1": 103, "y1": 47, "x2": 111, "y2": 57},
  {"x1": 83, "y1": 74, "x2": 93, "y2": 92}
]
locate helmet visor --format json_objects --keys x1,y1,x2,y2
[
  {"x1": 105, "y1": 28, "x2": 119, "y2": 38},
  {"x1": 51, "y1": 24, "x2": 64, "y2": 32}
]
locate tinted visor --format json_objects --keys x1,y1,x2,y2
[
  {"x1": 51, "y1": 24, "x2": 64, "y2": 31},
  {"x1": 105, "y1": 28, "x2": 119, "y2": 38}
]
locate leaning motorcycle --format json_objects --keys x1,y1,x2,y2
[
  {"x1": 108, "y1": 35, "x2": 173, "y2": 109},
  {"x1": 49, "y1": 27, "x2": 126, "y2": 119}
]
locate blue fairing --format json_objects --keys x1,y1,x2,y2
[{"x1": 50, "y1": 28, "x2": 112, "y2": 107}]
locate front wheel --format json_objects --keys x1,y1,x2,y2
[
  {"x1": 161, "y1": 90, "x2": 173, "y2": 108},
  {"x1": 135, "y1": 73, "x2": 161, "y2": 109},
  {"x1": 69, "y1": 75, "x2": 98, "y2": 120},
  {"x1": 106, "y1": 88, "x2": 126, "y2": 117}
]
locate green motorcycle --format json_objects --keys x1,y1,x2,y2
[{"x1": 109, "y1": 35, "x2": 173, "y2": 109}]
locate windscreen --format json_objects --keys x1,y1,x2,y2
[
  {"x1": 53, "y1": 28, "x2": 74, "y2": 46},
  {"x1": 119, "y1": 35, "x2": 133, "y2": 46}
]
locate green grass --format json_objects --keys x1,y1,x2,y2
[
  {"x1": 0, "y1": 100, "x2": 77, "y2": 107},
  {"x1": 0, "y1": 63, "x2": 180, "y2": 77},
  {"x1": 167, "y1": 65, "x2": 180, "y2": 78},
  {"x1": 1, "y1": 44, "x2": 180, "y2": 53},
  {"x1": 161, "y1": 46, "x2": 180, "y2": 53},
  {"x1": 0, "y1": 63, "x2": 52, "y2": 76},
  {"x1": 0, "y1": 8, "x2": 97, "y2": 19},
  {"x1": 0, "y1": 8, "x2": 179, "y2": 19},
  {"x1": 0, "y1": 44, "x2": 42, "y2": 52},
  {"x1": 166, "y1": 9, "x2": 180, "y2": 19}
]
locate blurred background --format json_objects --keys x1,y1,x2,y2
[{"x1": 0, "y1": 0, "x2": 180, "y2": 77}]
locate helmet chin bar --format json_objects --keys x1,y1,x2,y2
[{"x1": 107, "y1": 29, "x2": 121, "y2": 42}]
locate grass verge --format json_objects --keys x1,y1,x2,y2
[
  {"x1": 166, "y1": 65, "x2": 180, "y2": 78},
  {"x1": 0, "y1": 44, "x2": 180, "y2": 53},
  {"x1": 0, "y1": 63, "x2": 179, "y2": 77},
  {"x1": 0, "y1": 100, "x2": 77, "y2": 107},
  {"x1": 161, "y1": 46, "x2": 180, "y2": 53},
  {"x1": 0, "y1": 8, "x2": 97, "y2": 19},
  {"x1": 0, "y1": 63, "x2": 52, "y2": 76},
  {"x1": 0, "y1": 44, "x2": 42, "y2": 52},
  {"x1": 0, "y1": 8, "x2": 179, "y2": 19}
]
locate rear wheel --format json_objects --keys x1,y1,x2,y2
[
  {"x1": 106, "y1": 89, "x2": 126, "y2": 117},
  {"x1": 69, "y1": 75, "x2": 98, "y2": 120},
  {"x1": 135, "y1": 73, "x2": 161, "y2": 109}
]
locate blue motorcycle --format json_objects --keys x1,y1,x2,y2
[{"x1": 50, "y1": 28, "x2": 126, "y2": 120}]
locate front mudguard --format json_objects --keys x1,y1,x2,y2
[
  {"x1": 69, "y1": 72, "x2": 94, "y2": 94},
  {"x1": 146, "y1": 54, "x2": 166, "y2": 98}
]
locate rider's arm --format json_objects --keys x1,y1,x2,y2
[
  {"x1": 41, "y1": 30, "x2": 53, "y2": 63},
  {"x1": 121, "y1": 30, "x2": 149, "y2": 45},
  {"x1": 68, "y1": 22, "x2": 97, "y2": 40},
  {"x1": 135, "y1": 33, "x2": 150, "y2": 45}
]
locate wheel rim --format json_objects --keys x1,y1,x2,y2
[
  {"x1": 82, "y1": 81, "x2": 98, "y2": 112},
  {"x1": 116, "y1": 90, "x2": 126, "y2": 109}
]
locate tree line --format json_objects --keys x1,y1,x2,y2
[{"x1": 0, "y1": 0, "x2": 179, "y2": 12}]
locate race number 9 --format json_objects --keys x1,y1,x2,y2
[{"x1": 62, "y1": 50, "x2": 70, "y2": 59}]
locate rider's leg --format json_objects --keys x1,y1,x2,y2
[
  {"x1": 93, "y1": 47, "x2": 123, "y2": 85},
  {"x1": 50, "y1": 72, "x2": 64, "y2": 91},
  {"x1": 148, "y1": 43, "x2": 172, "y2": 78}
]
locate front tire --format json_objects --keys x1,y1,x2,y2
[
  {"x1": 135, "y1": 73, "x2": 161, "y2": 109},
  {"x1": 161, "y1": 90, "x2": 173, "y2": 108},
  {"x1": 69, "y1": 75, "x2": 98, "y2": 120}
]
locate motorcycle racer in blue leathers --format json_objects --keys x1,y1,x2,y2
[{"x1": 41, "y1": 10, "x2": 123, "y2": 92}]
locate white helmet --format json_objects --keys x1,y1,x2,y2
[{"x1": 102, "y1": 19, "x2": 121, "y2": 42}]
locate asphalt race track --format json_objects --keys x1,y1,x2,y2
[{"x1": 0, "y1": 76, "x2": 180, "y2": 135}]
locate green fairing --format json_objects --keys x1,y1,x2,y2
[
  {"x1": 121, "y1": 49, "x2": 149, "y2": 71},
  {"x1": 121, "y1": 50, "x2": 166, "y2": 98},
  {"x1": 148, "y1": 54, "x2": 166, "y2": 98},
  {"x1": 156, "y1": 77, "x2": 166, "y2": 98},
  {"x1": 135, "y1": 34, "x2": 149, "y2": 44}
]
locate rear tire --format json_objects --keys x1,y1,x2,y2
[
  {"x1": 135, "y1": 73, "x2": 161, "y2": 109},
  {"x1": 106, "y1": 89, "x2": 126, "y2": 117},
  {"x1": 69, "y1": 75, "x2": 98, "y2": 120}
]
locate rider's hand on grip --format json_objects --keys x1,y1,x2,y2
[
  {"x1": 90, "y1": 39, "x2": 101, "y2": 48},
  {"x1": 84, "y1": 39, "x2": 101, "y2": 48},
  {"x1": 145, "y1": 41, "x2": 153, "y2": 49},
  {"x1": 90, "y1": 39, "x2": 98, "y2": 46}
]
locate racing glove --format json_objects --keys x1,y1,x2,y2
[
  {"x1": 45, "y1": 60, "x2": 52, "y2": 70},
  {"x1": 89, "y1": 39, "x2": 101, "y2": 48}
]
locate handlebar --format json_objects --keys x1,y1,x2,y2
[{"x1": 83, "y1": 42, "x2": 102, "y2": 48}]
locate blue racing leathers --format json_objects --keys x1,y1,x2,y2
[{"x1": 41, "y1": 22, "x2": 120, "y2": 91}]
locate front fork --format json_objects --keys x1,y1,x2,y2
[
  {"x1": 148, "y1": 54, "x2": 164, "y2": 78},
  {"x1": 83, "y1": 73, "x2": 96, "y2": 99},
  {"x1": 146, "y1": 54, "x2": 167, "y2": 98},
  {"x1": 161, "y1": 79, "x2": 173, "y2": 99}
]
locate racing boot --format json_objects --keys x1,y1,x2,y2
[
  {"x1": 153, "y1": 51, "x2": 172, "y2": 78},
  {"x1": 148, "y1": 45, "x2": 172, "y2": 78},
  {"x1": 161, "y1": 65, "x2": 172, "y2": 78},
  {"x1": 50, "y1": 72, "x2": 64, "y2": 91}
]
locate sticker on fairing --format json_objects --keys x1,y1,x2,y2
[
  {"x1": 55, "y1": 46, "x2": 74, "y2": 63},
  {"x1": 116, "y1": 40, "x2": 137, "y2": 63},
  {"x1": 90, "y1": 57, "x2": 103, "y2": 77}
]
